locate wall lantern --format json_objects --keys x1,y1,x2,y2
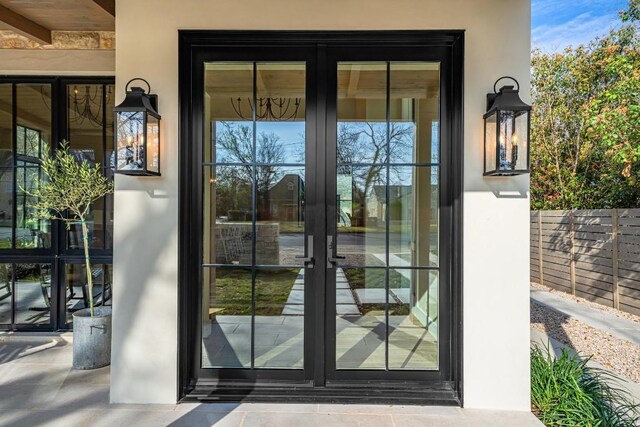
[
  {"x1": 113, "y1": 78, "x2": 161, "y2": 176},
  {"x1": 484, "y1": 76, "x2": 531, "y2": 176}
]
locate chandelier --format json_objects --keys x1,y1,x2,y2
[
  {"x1": 230, "y1": 97, "x2": 301, "y2": 121},
  {"x1": 69, "y1": 85, "x2": 112, "y2": 127}
]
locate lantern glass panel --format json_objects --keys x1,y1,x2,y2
[
  {"x1": 115, "y1": 111, "x2": 144, "y2": 172},
  {"x1": 512, "y1": 111, "x2": 528, "y2": 170},
  {"x1": 147, "y1": 115, "x2": 160, "y2": 174},
  {"x1": 484, "y1": 111, "x2": 497, "y2": 173},
  {"x1": 496, "y1": 111, "x2": 521, "y2": 172}
]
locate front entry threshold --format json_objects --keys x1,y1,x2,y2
[{"x1": 182, "y1": 380, "x2": 461, "y2": 405}]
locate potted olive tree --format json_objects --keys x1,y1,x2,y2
[{"x1": 25, "y1": 141, "x2": 114, "y2": 369}]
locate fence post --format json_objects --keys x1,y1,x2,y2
[
  {"x1": 538, "y1": 211, "x2": 544, "y2": 286},
  {"x1": 611, "y1": 208, "x2": 620, "y2": 310},
  {"x1": 569, "y1": 210, "x2": 576, "y2": 296}
]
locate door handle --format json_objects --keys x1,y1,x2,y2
[
  {"x1": 327, "y1": 235, "x2": 345, "y2": 268},
  {"x1": 295, "y1": 235, "x2": 314, "y2": 268}
]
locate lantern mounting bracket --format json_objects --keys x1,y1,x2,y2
[
  {"x1": 124, "y1": 77, "x2": 158, "y2": 112},
  {"x1": 486, "y1": 76, "x2": 520, "y2": 112}
]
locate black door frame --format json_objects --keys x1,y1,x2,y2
[{"x1": 178, "y1": 31, "x2": 464, "y2": 405}]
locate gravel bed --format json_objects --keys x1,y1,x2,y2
[
  {"x1": 531, "y1": 301, "x2": 640, "y2": 383},
  {"x1": 531, "y1": 282, "x2": 640, "y2": 324}
]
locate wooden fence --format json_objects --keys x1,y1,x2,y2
[{"x1": 530, "y1": 209, "x2": 640, "y2": 316}]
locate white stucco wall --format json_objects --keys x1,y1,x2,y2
[{"x1": 113, "y1": 0, "x2": 531, "y2": 409}]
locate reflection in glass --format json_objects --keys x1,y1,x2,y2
[
  {"x1": 254, "y1": 268, "x2": 303, "y2": 368},
  {"x1": 202, "y1": 267, "x2": 252, "y2": 368},
  {"x1": 65, "y1": 264, "x2": 111, "y2": 324},
  {"x1": 14, "y1": 263, "x2": 51, "y2": 324},
  {"x1": 336, "y1": 268, "x2": 386, "y2": 369},
  {"x1": 16, "y1": 165, "x2": 50, "y2": 249},
  {"x1": 336, "y1": 166, "x2": 386, "y2": 266},
  {"x1": 0, "y1": 84, "x2": 12, "y2": 166},
  {"x1": 0, "y1": 264, "x2": 11, "y2": 324},
  {"x1": 16, "y1": 84, "x2": 52, "y2": 249},
  {"x1": 485, "y1": 112, "x2": 497, "y2": 173},
  {"x1": 0, "y1": 85, "x2": 12, "y2": 249},
  {"x1": 388, "y1": 167, "x2": 439, "y2": 267},
  {"x1": 389, "y1": 62, "x2": 440, "y2": 164},
  {"x1": 105, "y1": 192, "x2": 114, "y2": 249},
  {"x1": 388, "y1": 269, "x2": 438, "y2": 370},
  {"x1": 0, "y1": 168, "x2": 12, "y2": 249},
  {"x1": 67, "y1": 84, "x2": 112, "y2": 249},
  {"x1": 207, "y1": 63, "x2": 254, "y2": 163},
  {"x1": 204, "y1": 165, "x2": 253, "y2": 265},
  {"x1": 256, "y1": 167, "x2": 305, "y2": 266},
  {"x1": 147, "y1": 115, "x2": 160, "y2": 174},
  {"x1": 498, "y1": 110, "x2": 528, "y2": 171},
  {"x1": 335, "y1": 62, "x2": 440, "y2": 371},
  {"x1": 256, "y1": 62, "x2": 306, "y2": 164},
  {"x1": 115, "y1": 111, "x2": 144, "y2": 171},
  {"x1": 203, "y1": 62, "x2": 307, "y2": 370}
]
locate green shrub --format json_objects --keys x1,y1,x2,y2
[{"x1": 531, "y1": 344, "x2": 640, "y2": 426}]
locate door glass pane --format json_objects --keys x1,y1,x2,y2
[
  {"x1": 14, "y1": 263, "x2": 51, "y2": 325},
  {"x1": 388, "y1": 166, "x2": 439, "y2": 267},
  {"x1": 65, "y1": 264, "x2": 111, "y2": 324},
  {"x1": 205, "y1": 165, "x2": 253, "y2": 265},
  {"x1": 336, "y1": 165, "x2": 386, "y2": 266},
  {"x1": 202, "y1": 267, "x2": 252, "y2": 368},
  {"x1": 388, "y1": 269, "x2": 438, "y2": 370},
  {"x1": 0, "y1": 85, "x2": 11, "y2": 248},
  {"x1": 16, "y1": 165, "x2": 50, "y2": 248},
  {"x1": 256, "y1": 166, "x2": 305, "y2": 266},
  {"x1": 203, "y1": 62, "x2": 306, "y2": 370},
  {"x1": 0, "y1": 264, "x2": 11, "y2": 324},
  {"x1": 389, "y1": 62, "x2": 440, "y2": 164},
  {"x1": 336, "y1": 268, "x2": 386, "y2": 369},
  {"x1": 0, "y1": 168, "x2": 12, "y2": 249},
  {"x1": 16, "y1": 84, "x2": 51, "y2": 249},
  {"x1": 254, "y1": 268, "x2": 304, "y2": 368},
  {"x1": 336, "y1": 62, "x2": 440, "y2": 372}
]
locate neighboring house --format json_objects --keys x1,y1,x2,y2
[
  {"x1": 0, "y1": 0, "x2": 532, "y2": 413},
  {"x1": 266, "y1": 173, "x2": 305, "y2": 222}
]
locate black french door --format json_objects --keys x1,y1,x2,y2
[{"x1": 179, "y1": 31, "x2": 463, "y2": 404}]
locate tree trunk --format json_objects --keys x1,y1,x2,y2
[{"x1": 81, "y1": 220, "x2": 94, "y2": 317}]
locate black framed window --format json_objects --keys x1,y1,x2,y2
[{"x1": 0, "y1": 77, "x2": 114, "y2": 331}]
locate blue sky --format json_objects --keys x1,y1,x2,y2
[{"x1": 532, "y1": 0, "x2": 628, "y2": 52}]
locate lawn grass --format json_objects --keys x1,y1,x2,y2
[
  {"x1": 213, "y1": 268, "x2": 299, "y2": 316},
  {"x1": 531, "y1": 344, "x2": 640, "y2": 426}
]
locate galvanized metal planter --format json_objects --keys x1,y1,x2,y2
[{"x1": 72, "y1": 307, "x2": 112, "y2": 370}]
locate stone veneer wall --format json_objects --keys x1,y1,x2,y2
[{"x1": 0, "y1": 31, "x2": 114, "y2": 49}]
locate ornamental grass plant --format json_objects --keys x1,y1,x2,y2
[{"x1": 531, "y1": 344, "x2": 640, "y2": 426}]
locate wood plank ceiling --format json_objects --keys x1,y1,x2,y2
[{"x1": 0, "y1": 0, "x2": 114, "y2": 45}]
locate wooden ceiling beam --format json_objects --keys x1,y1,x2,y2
[
  {"x1": 0, "y1": 4, "x2": 51, "y2": 45},
  {"x1": 91, "y1": 0, "x2": 116, "y2": 17}
]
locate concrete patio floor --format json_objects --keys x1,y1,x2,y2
[{"x1": 0, "y1": 334, "x2": 542, "y2": 427}]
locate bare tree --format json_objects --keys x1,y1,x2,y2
[
  {"x1": 216, "y1": 122, "x2": 286, "y2": 218},
  {"x1": 337, "y1": 122, "x2": 414, "y2": 225}
]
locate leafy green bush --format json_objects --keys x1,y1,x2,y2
[{"x1": 531, "y1": 344, "x2": 639, "y2": 426}]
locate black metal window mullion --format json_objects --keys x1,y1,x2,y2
[
  {"x1": 250, "y1": 61, "x2": 258, "y2": 369},
  {"x1": 11, "y1": 83, "x2": 17, "y2": 251},
  {"x1": 384, "y1": 61, "x2": 391, "y2": 371},
  {"x1": 102, "y1": 83, "x2": 108, "y2": 250}
]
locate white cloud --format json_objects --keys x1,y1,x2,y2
[{"x1": 532, "y1": 12, "x2": 620, "y2": 52}]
